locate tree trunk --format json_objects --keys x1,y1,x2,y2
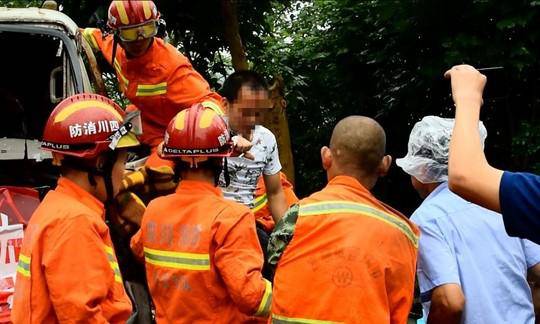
[
  {"x1": 268, "y1": 76, "x2": 295, "y2": 185},
  {"x1": 220, "y1": 1, "x2": 295, "y2": 183},
  {"x1": 220, "y1": 0, "x2": 249, "y2": 71}
]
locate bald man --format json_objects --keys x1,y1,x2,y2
[{"x1": 268, "y1": 116, "x2": 419, "y2": 323}]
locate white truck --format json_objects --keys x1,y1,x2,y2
[
  {"x1": 0, "y1": 6, "x2": 105, "y2": 191},
  {"x1": 0, "y1": 7, "x2": 152, "y2": 323}
]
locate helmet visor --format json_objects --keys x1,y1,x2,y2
[
  {"x1": 116, "y1": 131, "x2": 140, "y2": 149},
  {"x1": 118, "y1": 20, "x2": 157, "y2": 42}
]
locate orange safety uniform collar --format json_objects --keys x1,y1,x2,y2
[
  {"x1": 328, "y1": 175, "x2": 381, "y2": 196},
  {"x1": 175, "y1": 179, "x2": 223, "y2": 197},
  {"x1": 55, "y1": 177, "x2": 105, "y2": 217}
]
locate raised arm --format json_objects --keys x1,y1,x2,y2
[{"x1": 445, "y1": 64, "x2": 503, "y2": 212}]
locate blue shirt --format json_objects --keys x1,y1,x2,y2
[
  {"x1": 412, "y1": 182, "x2": 540, "y2": 324},
  {"x1": 500, "y1": 171, "x2": 540, "y2": 244}
]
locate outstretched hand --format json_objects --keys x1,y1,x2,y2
[
  {"x1": 444, "y1": 64, "x2": 486, "y2": 106},
  {"x1": 232, "y1": 135, "x2": 255, "y2": 160}
]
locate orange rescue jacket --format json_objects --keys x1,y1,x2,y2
[
  {"x1": 82, "y1": 28, "x2": 224, "y2": 148},
  {"x1": 272, "y1": 175, "x2": 419, "y2": 323},
  {"x1": 132, "y1": 180, "x2": 271, "y2": 323},
  {"x1": 252, "y1": 172, "x2": 298, "y2": 232},
  {"x1": 11, "y1": 177, "x2": 132, "y2": 323}
]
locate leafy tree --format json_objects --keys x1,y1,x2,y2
[{"x1": 252, "y1": 0, "x2": 540, "y2": 213}]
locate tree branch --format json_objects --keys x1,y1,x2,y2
[{"x1": 220, "y1": 0, "x2": 249, "y2": 71}]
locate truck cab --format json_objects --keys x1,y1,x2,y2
[{"x1": 0, "y1": 7, "x2": 104, "y2": 190}]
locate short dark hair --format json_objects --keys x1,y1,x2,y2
[
  {"x1": 219, "y1": 70, "x2": 269, "y2": 101},
  {"x1": 173, "y1": 158, "x2": 224, "y2": 183}
]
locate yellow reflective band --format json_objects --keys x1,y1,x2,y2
[
  {"x1": 115, "y1": 1, "x2": 130, "y2": 25},
  {"x1": 17, "y1": 265, "x2": 30, "y2": 278},
  {"x1": 108, "y1": 260, "x2": 122, "y2": 283},
  {"x1": 104, "y1": 245, "x2": 114, "y2": 254},
  {"x1": 104, "y1": 246, "x2": 123, "y2": 283},
  {"x1": 17, "y1": 253, "x2": 31, "y2": 278},
  {"x1": 174, "y1": 110, "x2": 187, "y2": 130},
  {"x1": 202, "y1": 101, "x2": 224, "y2": 116},
  {"x1": 199, "y1": 109, "x2": 216, "y2": 129},
  {"x1": 136, "y1": 82, "x2": 167, "y2": 96},
  {"x1": 54, "y1": 100, "x2": 123, "y2": 123},
  {"x1": 272, "y1": 314, "x2": 341, "y2": 324},
  {"x1": 113, "y1": 61, "x2": 129, "y2": 88},
  {"x1": 82, "y1": 28, "x2": 99, "y2": 51},
  {"x1": 122, "y1": 170, "x2": 146, "y2": 189},
  {"x1": 144, "y1": 247, "x2": 210, "y2": 271},
  {"x1": 19, "y1": 253, "x2": 30, "y2": 264},
  {"x1": 252, "y1": 194, "x2": 268, "y2": 213},
  {"x1": 255, "y1": 278, "x2": 272, "y2": 317},
  {"x1": 142, "y1": 0, "x2": 152, "y2": 19},
  {"x1": 117, "y1": 132, "x2": 140, "y2": 149},
  {"x1": 299, "y1": 201, "x2": 418, "y2": 247}
]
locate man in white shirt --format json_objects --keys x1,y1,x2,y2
[{"x1": 219, "y1": 71, "x2": 287, "y2": 224}]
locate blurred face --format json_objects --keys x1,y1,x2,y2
[
  {"x1": 120, "y1": 38, "x2": 153, "y2": 58},
  {"x1": 228, "y1": 85, "x2": 272, "y2": 133}
]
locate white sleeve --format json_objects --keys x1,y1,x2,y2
[{"x1": 262, "y1": 129, "x2": 282, "y2": 176}]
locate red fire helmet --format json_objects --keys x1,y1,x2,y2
[
  {"x1": 161, "y1": 103, "x2": 233, "y2": 163},
  {"x1": 107, "y1": 0, "x2": 159, "y2": 30},
  {"x1": 41, "y1": 93, "x2": 139, "y2": 159}
]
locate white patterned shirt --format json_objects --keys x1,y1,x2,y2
[{"x1": 219, "y1": 125, "x2": 281, "y2": 208}]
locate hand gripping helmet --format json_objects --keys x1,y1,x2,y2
[
  {"x1": 161, "y1": 103, "x2": 233, "y2": 166},
  {"x1": 41, "y1": 93, "x2": 139, "y2": 160},
  {"x1": 108, "y1": 1, "x2": 159, "y2": 29}
]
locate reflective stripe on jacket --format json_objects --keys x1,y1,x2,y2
[
  {"x1": 271, "y1": 175, "x2": 419, "y2": 323},
  {"x1": 11, "y1": 177, "x2": 132, "y2": 323},
  {"x1": 133, "y1": 180, "x2": 271, "y2": 323}
]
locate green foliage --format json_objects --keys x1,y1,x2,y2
[
  {"x1": 252, "y1": 0, "x2": 540, "y2": 211},
  {"x1": 512, "y1": 118, "x2": 540, "y2": 173},
  {"x1": 156, "y1": 0, "x2": 289, "y2": 86}
]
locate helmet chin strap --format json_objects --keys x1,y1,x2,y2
[
  {"x1": 61, "y1": 152, "x2": 118, "y2": 206},
  {"x1": 95, "y1": 150, "x2": 118, "y2": 207},
  {"x1": 111, "y1": 34, "x2": 119, "y2": 69},
  {"x1": 223, "y1": 158, "x2": 230, "y2": 187}
]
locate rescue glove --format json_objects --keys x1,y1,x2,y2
[{"x1": 115, "y1": 191, "x2": 146, "y2": 227}]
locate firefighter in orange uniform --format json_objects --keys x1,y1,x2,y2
[
  {"x1": 82, "y1": 0, "x2": 225, "y2": 189},
  {"x1": 131, "y1": 104, "x2": 271, "y2": 323},
  {"x1": 268, "y1": 116, "x2": 419, "y2": 323},
  {"x1": 11, "y1": 94, "x2": 138, "y2": 323},
  {"x1": 252, "y1": 172, "x2": 299, "y2": 232}
]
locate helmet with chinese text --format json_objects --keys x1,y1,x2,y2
[{"x1": 41, "y1": 93, "x2": 139, "y2": 160}]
